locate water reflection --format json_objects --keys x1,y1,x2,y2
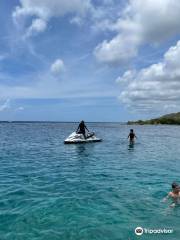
[
  {"x1": 75, "y1": 144, "x2": 86, "y2": 155},
  {"x1": 128, "y1": 141, "x2": 135, "y2": 150},
  {"x1": 74, "y1": 143, "x2": 96, "y2": 159}
]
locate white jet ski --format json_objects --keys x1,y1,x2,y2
[{"x1": 64, "y1": 132, "x2": 102, "y2": 144}]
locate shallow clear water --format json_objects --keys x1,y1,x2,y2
[{"x1": 0, "y1": 122, "x2": 180, "y2": 240}]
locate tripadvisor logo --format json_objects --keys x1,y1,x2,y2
[
  {"x1": 135, "y1": 226, "x2": 173, "y2": 236},
  {"x1": 135, "y1": 227, "x2": 143, "y2": 236}
]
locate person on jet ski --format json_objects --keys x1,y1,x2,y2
[{"x1": 76, "y1": 120, "x2": 89, "y2": 139}]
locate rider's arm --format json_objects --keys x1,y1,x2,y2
[
  {"x1": 85, "y1": 125, "x2": 89, "y2": 132},
  {"x1": 76, "y1": 125, "x2": 80, "y2": 133}
]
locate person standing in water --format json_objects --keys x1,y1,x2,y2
[
  {"x1": 163, "y1": 182, "x2": 180, "y2": 207},
  {"x1": 76, "y1": 120, "x2": 89, "y2": 139},
  {"x1": 128, "y1": 129, "x2": 137, "y2": 143}
]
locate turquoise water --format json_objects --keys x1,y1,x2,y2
[{"x1": 0, "y1": 122, "x2": 180, "y2": 240}]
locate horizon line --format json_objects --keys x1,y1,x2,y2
[{"x1": 0, "y1": 120, "x2": 127, "y2": 124}]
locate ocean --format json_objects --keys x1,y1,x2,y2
[{"x1": 0, "y1": 122, "x2": 180, "y2": 240}]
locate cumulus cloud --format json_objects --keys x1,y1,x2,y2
[
  {"x1": 25, "y1": 18, "x2": 47, "y2": 37},
  {"x1": 12, "y1": 0, "x2": 93, "y2": 36},
  {"x1": 50, "y1": 59, "x2": 65, "y2": 75},
  {"x1": 116, "y1": 70, "x2": 136, "y2": 84},
  {"x1": 118, "y1": 41, "x2": 180, "y2": 112},
  {"x1": 94, "y1": 33, "x2": 140, "y2": 65},
  {"x1": 94, "y1": 0, "x2": 180, "y2": 64}
]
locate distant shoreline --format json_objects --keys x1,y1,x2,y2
[
  {"x1": 127, "y1": 122, "x2": 180, "y2": 125},
  {"x1": 127, "y1": 112, "x2": 180, "y2": 125},
  {"x1": 2, "y1": 111, "x2": 180, "y2": 125}
]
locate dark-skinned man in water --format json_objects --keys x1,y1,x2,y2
[
  {"x1": 128, "y1": 129, "x2": 137, "y2": 143},
  {"x1": 76, "y1": 120, "x2": 89, "y2": 139}
]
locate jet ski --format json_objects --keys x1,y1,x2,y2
[{"x1": 64, "y1": 132, "x2": 102, "y2": 144}]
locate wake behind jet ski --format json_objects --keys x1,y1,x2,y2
[{"x1": 64, "y1": 120, "x2": 102, "y2": 144}]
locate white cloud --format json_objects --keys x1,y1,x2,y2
[
  {"x1": 12, "y1": 0, "x2": 93, "y2": 36},
  {"x1": 25, "y1": 18, "x2": 47, "y2": 37},
  {"x1": 70, "y1": 16, "x2": 83, "y2": 26},
  {"x1": 0, "y1": 99, "x2": 11, "y2": 111},
  {"x1": 94, "y1": 0, "x2": 180, "y2": 64},
  {"x1": 13, "y1": 0, "x2": 93, "y2": 20},
  {"x1": 94, "y1": 33, "x2": 140, "y2": 65},
  {"x1": 118, "y1": 41, "x2": 180, "y2": 112},
  {"x1": 0, "y1": 99, "x2": 25, "y2": 112},
  {"x1": 50, "y1": 59, "x2": 65, "y2": 75},
  {"x1": 116, "y1": 70, "x2": 136, "y2": 84}
]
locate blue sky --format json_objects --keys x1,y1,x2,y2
[{"x1": 0, "y1": 0, "x2": 180, "y2": 121}]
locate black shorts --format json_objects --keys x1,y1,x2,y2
[{"x1": 78, "y1": 130, "x2": 85, "y2": 135}]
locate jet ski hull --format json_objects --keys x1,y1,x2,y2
[
  {"x1": 64, "y1": 139, "x2": 102, "y2": 144},
  {"x1": 64, "y1": 132, "x2": 102, "y2": 144}
]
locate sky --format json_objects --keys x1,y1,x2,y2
[{"x1": 1, "y1": 0, "x2": 180, "y2": 122}]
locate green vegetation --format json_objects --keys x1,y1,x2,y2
[{"x1": 128, "y1": 112, "x2": 180, "y2": 125}]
